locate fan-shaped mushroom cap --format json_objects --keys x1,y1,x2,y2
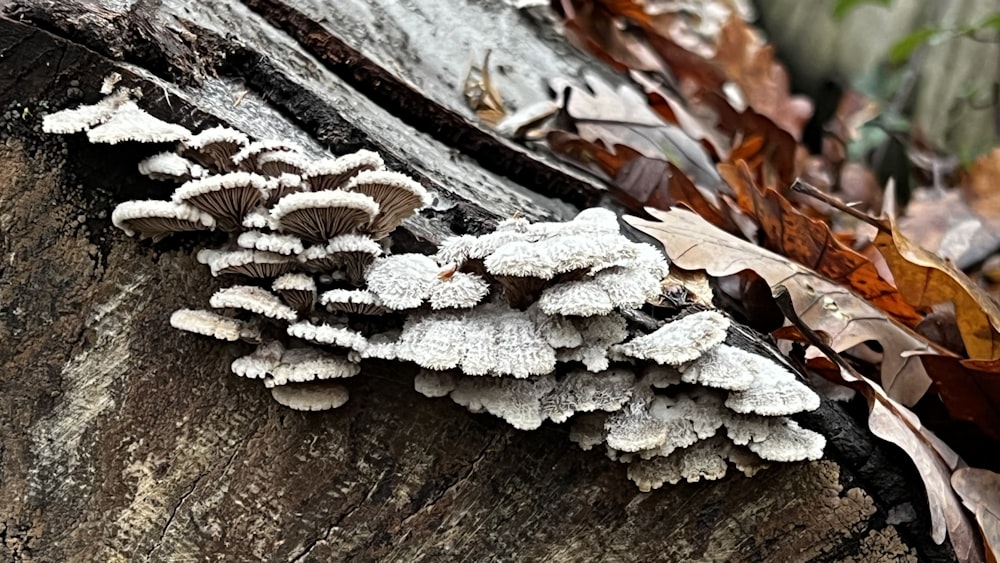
[
  {"x1": 209, "y1": 285, "x2": 298, "y2": 322},
  {"x1": 536, "y1": 279, "x2": 614, "y2": 317},
  {"x1": 362, "y1": 330, "x2": 402, "y2": 361},
  {"x1": 448, "y1": 374, "x2": 557, "y2": 430},
  {"x1": 172, "y1": 172, "x2": 268, "y2": 231},
  {"x1": 272, "y1": 273, "x2": 317, "y2": 312},
  {"x1": 343, "y1": 170, "x2": 431, "y2": 239},
  {"x1": 237, "y1": 230, "x2": 304, "y2": 255},
  {"x1": 271, "y1": 191, "x2": 379, "y2": 242},
  {"x1": 484, "y1": 234, "x2": 638, "y2": 279},
  {"x1": 41, "y1": 88, "x2": 132, "y2": 134},
  {"x1": 320, "y1": 289, "x2": 387, "y2": 315},
  {"x1": 270, "y1": 383, "x2": 349, "y2": 411},
  {"x1": 428, "y1": 272, "x2": 490, "y2": 309},
  {"x1": 723, "y1": 356, "x2": 821, "y2": 416},
  {"x1": 286, "y1": 321, "x2": 369, "y2": 353},
  {"x1": 196, "y1": 248, "x2": 296, "y2": 278},
  {"x1": 555, "y1": 313, "x2": 630, "y2": 372},
  {"x1": 604, "y1": 390, "x2": 725, "y2": 455},
  {"x1": 528, "y1": 306, "x2": 584, "y2": 349},
  {"x1": 111, "y1": 200, "x2": 216, "y2": 240},
  {"x1": 179, "y1": 126, "x2": 248, "y2": 171},
  {"x1": 242, "y1": 207, "x2": 279, "y2": 230},
  {"x1": 626, "y1": 435, "x2": 756, "y2": 491},
  {"x1": 232, "y1": 340, "x2": 285, "y2": 379},
  {"x1": 304, "y1": 150, "x2": 384, "y2": 191},
  {"x1": 540, "y1": 368, "x2": 636, "y2": 423},
  {"x1": 138, "y1": 152, "x2": 205, "y2": 182},
  {"x1": 614, "y1": 310, "x2": 730, "y2": 366},
  {"x1": 169, "y1": 309, "x2": 260, "y2": 342},
  {"x1": 413, "y1": 369, "x2": 457, "y2": 398},
  {"x1": 394, "y1": 302, "x2": 556, "y2": 377},
  {"x1": 725, "y1": 416, "x2": 826, "y2": 462},
  {"x1": 265, "y1": 347, "x2": 360, "y2": 388},
  {"x1": 263, "y1": 174, "x2": 305, "y2": 206},
  {"x1": 232, "y1": 140, "x2": 305, "y2": 170},
  {"x1": 297, "y1": 234, "x2": 382, "y2": 281},
  {"x1": 435, "y1": 230, "x2": 528, "y2": 266},
  {"x1": 86, "y1": 101, "x2": 191, "y2": 144},
  {"x1": 365, "y1": 253, "x2": 441, "y2": 310},
  {"x1": 256, "y1": 150, "x2": 311, "y2": 177},
  {"x1": 678, "y1": 343, "x2": 757, "y2": 391}
]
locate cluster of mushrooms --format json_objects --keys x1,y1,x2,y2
[{"x1": 42, "y1": 87, "x2": 825, "y2": 489}]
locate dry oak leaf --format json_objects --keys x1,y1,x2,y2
[
  {"x1": 626, "y1": 207, "x2": 953, "y2": 406},
  {"x1": 720, "y1": 163, "x2": 924, "y2": 328},
  {"x1": 548, "y1": 73, "x2": 721, "y2": 189},
  {"x1": 919, "y1": 355, "x2": 1000, "y2": 441},
  {"x1": 774, "y1": 287, "x2": 985, "y2": 563},
  {"x1": 711, "y1": 17, "x2": 813, "y2": 140},
  {"x1": 952, "y1": 467, "x2": 1000, "y2": 562},
  {"x1": 874, "y1": 219, "x2": 1000, "y2": 359}
]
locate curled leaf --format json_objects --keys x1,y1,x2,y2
[
  {"x1": 874, "y1": 219, "x2": 1000, "y2": 359},
  {"x1": 626, "y1": 207, "x2": 953, "y2": 405},
  {"x1": 774, "y1": 287, "x2": 985, "y2": 563},
  {"x1": 952, "y1": 467, "x2": 1000, "y2": 562}
]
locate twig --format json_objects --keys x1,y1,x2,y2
[{"x1": 790, "y1": 179, "x2": 890, "y2": 233}]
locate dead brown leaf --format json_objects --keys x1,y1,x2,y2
[
  {"x1": 720, "y1": 163, "x2": 924, "y2": 327},
  {"x1": 920, "y1": 355, "x2": 1000, "y2": 441},
  {"x1": 774, "y1": 287, "x2": 985, "y2": 563},
  {"x1": 463, "y1": 51, "x2": 506, "y2": 126},
  {"x1": 874, "y1": 219, "x2": 1000, "y2": 359},
  {"x1": 952, "y1": 467, "x2": 1000, "y2": 562},
  {"x1": 549, "y1": 73, "x2": 720, "y2": 186},
  {"x1": 626, "y1": 207, "x2": 953, "y2": 405},
  {"x1": 711, "y1": 17, "x2": 813, "y2": 139}
]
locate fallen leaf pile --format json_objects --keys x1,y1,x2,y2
[{"x1": 470, "y1": 0, "x2": 1000, "y2": 560}]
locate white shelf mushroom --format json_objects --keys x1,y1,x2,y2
[
  {"x1": 232, "y1": 340, "x2": 285, "y2": 379},
  {"x1": 231, "y1": 139, "x2": 305, "y2": 170},
  {"x1": 111, "y1": 200, "x2": 216, "y2": 241},
  {"x1": 320, "y1": 289, "x2": 387, "y2": 315},
  {"x1": 169, "y1": 309, "x2": 259, "y2": 342},
  {"x1": 86, "y1": 101, "x2": 191, "y2": 144},
  {"x1": 196, "y1": 248, "x2": 296, "y2": 278},
  {"x1": 180, "y1": 126, "x2": 248, "y2": 172},
  {"x1": 303, "y1": 150, "x2": 384, "y2": 191},
  {"x1": 265, "y1": 347, "x2": 360, "y2": 388},
  {"x1": 237, "y1": 230, "x2": 305, "y2": 256},
  {"x1": 272, "y1": 273, "x2": 317, "y2": 313},
  {"x1": 270, "y1": 383, "x2": 349, "y2": 411},
  {"x1": 209, "y1": 285, "x2": 298, "y2": 322},
  {"x1": 41, "y1": 87, "x2": 132, "y2": 134},
  {"x1": 343, "y1": 170, "x2": 432, "y2": 239},
  {"x1": 138, "y1": 151, "x2": 205, "y2": 182},
  {"x1": 271, "y1": 190, "x2": 379, "y2": 242},
  {"x1": 172, "y1": 172, "x2": 268, "y2": 231},
  {"x1": 613, "y1": 310, "x2": 731, "y2": 365}
]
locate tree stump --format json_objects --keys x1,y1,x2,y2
[{"x1": 0, "y1": 1, "x2": 958, "y2": 560}]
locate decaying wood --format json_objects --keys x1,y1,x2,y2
[{"x1": 0, "y1": 1, "x2": 958, "y2": 560}]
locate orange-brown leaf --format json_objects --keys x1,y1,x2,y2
[
  {"x1": 719, "y1": 162, "x2": 924, "y2": 327},
  {"x1": 874, "y1": 221, "x2": 1000, "y2": 359},
  {"x1": 711, "y1": 17, "x2": 813, "y2": 139},
  {"x1": 625, "y1": 207, "x2": 953, "y2": 405}
]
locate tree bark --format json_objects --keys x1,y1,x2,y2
[{"x1": 0, "y1": 1, "x2": 957, "y2": 561}]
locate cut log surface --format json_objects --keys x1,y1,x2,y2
[{"x1": 0, "y1": 1, "x2": 956, "y2": 561}]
